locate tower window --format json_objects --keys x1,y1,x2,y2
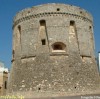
[
  {"x1": 41, "y1": 39, "x2": 46, "y2": 45},
  {"x1": 89, "y1": 26, "x2": 92, "y2": 29},
  {"x1": 70, "y1": 20, "x2": 75, "y2": 26},
  {"x1": 38, "y1": 87, "x2": 41, "y2": 90},
  {"x1": 54, "y1": 44, "x2": 63, "y2": 50},
  {"x1": 5, "y1": 81, "x2": 7, "y2": 89},
  {"x1": 52, "y1": 42, "x2": 66, "y2": 51},
  {"x1": 18, "y1": 25, "x2": 21, "y2": 33},
  {"x1": 40, "y1": 20, "x2": 46, "y2": 26},
  {"x1": 17, "y1": 25, "x2": 21, "y2": 45},
  {"x1": 12, "y1": 50, "x2": 15, "y2": 59},
  {"x1": 57, "y1": 8, "x2": 60, "y2": 11}
]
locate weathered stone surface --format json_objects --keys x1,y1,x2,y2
[{"x1": 7, "y1": 3, "x2": 100, "y2": 98}]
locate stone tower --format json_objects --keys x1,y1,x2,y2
[{"x1": 8, "y1": 3, "x2": 100, "y2": 98}]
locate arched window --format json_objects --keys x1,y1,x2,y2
[{"x1": 52, "y1": 42, "x2": 66, "y2": 52}]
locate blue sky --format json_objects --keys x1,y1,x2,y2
[{"x1": 0, "y1": 0, "x2": 100, "y2": 69}]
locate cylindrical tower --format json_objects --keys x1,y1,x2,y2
[{"x1": 8, "y1": 3, "x2": 100, "y2": 98}]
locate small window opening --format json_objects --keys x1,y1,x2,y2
[
  {"x1": 52, "y1": 42, "x2": 66, "y2": 51},
  {"x1": 40, "y1": 20, "x2": 46, "y2": 26},
  {"x1": 89, "y1": 26, "x2": 92, "y2": 29},
  {"x1": 5, "y1": 81, "x2": 7, "y2": 89},
  {"x1": 41, "y1": 39, "x2": 46, "y2": 45},
  {"x1": 57, "y1": 8, "x2": 60, "y2": 11},
  {"x1": 70, "y1": 20, "x2": 75, "y2": 26},
  {"x1": 38, "y1": 87, "x2": 41, "y2": 90},
  {"x1": 54, "y1": 44, "x2": 63, "y2": 50},
  {"x1": 18, "y1": 25, "x2": 21, "y2": 33}
]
